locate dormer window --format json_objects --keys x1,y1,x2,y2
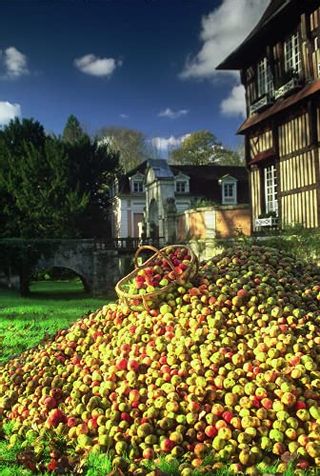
[
  {"x1": 176, "y1": 181, "x2": 186, "y2": 193},
  {"x1": 175, "y1": 172, "x2": 190, "y2": 194},
  {"x1": 129, "y1": 172, "x2": 145, "y2": 193},
  {"x1": 133, "y1": 181, "x2": 143, "y2": 193},
  {"x1": 219, "y1": 175, "x2": 238, "y2": 205},
  {"x1": 284, "y1": 32, "x2": 301, "y2": 74}
]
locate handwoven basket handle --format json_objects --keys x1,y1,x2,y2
[
  {"x1": 142, "y1": 294, "x2": 150, "y2": 312},
  {"x1": 192, "y1": 253, "x2": 199, "y2": 277},
  {"x1": 134, "y1": 245, "x2": 176, "y2": 274},
  {"x1": 134, "y1": 245, "x2": 159, "y2": 268}
]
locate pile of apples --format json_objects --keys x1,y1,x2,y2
[
  {"x1": 0, "y1": 245, "x2": 320, "y2": 475},
  {"x1": 123, "y1": 246, "x2": 193, "y2": 296}
]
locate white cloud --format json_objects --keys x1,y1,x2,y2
[
  {"x1": 1, "y1": 47, "x2": 29, "y2": 78},
  {"x1": 158, "y1": 107, "x2": 189, "y2": 119},
  {"x1": 151, "y1": 133, "x2": 190, "y2": 152},
  {"x1": 74, "y1": 54, "x2": 122, "y2": 77},
  {"x1": 0, "y1": 101, "x2": 21, "y2": 126},
  {"x1": 220, "y1": 84, "x2": 246, "y2": 117},
  {"x1": 180, "y1": 0, "x2": 269, "y2": 80},
  {"x1": 120, "y1": 113, "x2": 129, "y2": 119}
]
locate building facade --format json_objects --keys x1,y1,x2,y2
[
  {"x1": 218, "y1": 0, "x2": 320, "y2": 231},
  {"x1": 109, "y1": 159, "x2": 249, "y2": 242}
]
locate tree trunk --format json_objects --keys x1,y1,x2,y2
[{"x1": 19, "y1": 267, "x2": 30, "y2": 296}]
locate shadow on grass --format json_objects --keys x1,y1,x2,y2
[
  {"x1": 28, "y1": 290, "x2": 90, "y2": 300},
  {"x1": 0, "y1": 280, "x2": 114, "y2": 308}
]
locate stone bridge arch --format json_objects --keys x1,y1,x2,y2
[
  {"x1": 32, "y1": 240, "x2": 121, "y2": 296},
  {"x1": 32, "y1": 264, "x2": 91, "y2": 294},
  {"x1": 34, "y1": 240, "x2": 95, "y2": 292},
  {"x1": 0, "y1": 239, "x2": 131, "y2": 296}
]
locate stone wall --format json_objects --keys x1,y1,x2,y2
[
  {"x1": 92, "y1": 249, "x2": 120, "y2": 296},
  {"x1": 0, "y1": 239, "x2": 130, "y2": 297}
]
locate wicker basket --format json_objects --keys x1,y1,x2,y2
[{"x1": 115, "y1": 244, "x2": 198, "y2": 310}]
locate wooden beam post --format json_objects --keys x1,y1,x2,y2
[
  {"x1": 301, "y1": 12, "x2": 313, "y2": 81},
  {"x1": 313, "y1": 101, "x2": 320, "y2": 227},
  {"x1": 272, "y1": 122, "x2": 282, "y2": 229}
]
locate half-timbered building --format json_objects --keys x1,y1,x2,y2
[{"x1": 218, "y1": 0, "x2": 320, "y2": 231}]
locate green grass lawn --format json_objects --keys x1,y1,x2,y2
[{"x1": 0, "y1": 279, "x2": 109, "y2": 364}]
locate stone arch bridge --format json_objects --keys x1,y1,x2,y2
[{"x1": 1, "y1": 239, "x2": 139, "y2": 296}]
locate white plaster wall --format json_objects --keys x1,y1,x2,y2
[
  {"x1": 204, "y1": 210, "x2": 216, "y2": 239},
  {"x1": 113, "y1": 196, "x2": 146, "y2": 238},
  {"x1": 147, "y1": 179, "x2": 176, "y2": 218},
  {"x1": 127, "y1": 198, "x2": 145, "y2": 237}
]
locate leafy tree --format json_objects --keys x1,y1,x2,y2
[
  {"x1": 170, "y1": 130, "x2": 223, "y2": 165},
  {"x1": 62, "y1": 114, "x2": 86, "y2": 143},
  {"x1": 216, "y1": 143, "x2": 245, "y2": 166},
  {"x1": 170, "y1": 130, "x2": 245, "y2": 166},
  {"x1": 97, "y1": 126, "x2": 148, "y2": 173}
]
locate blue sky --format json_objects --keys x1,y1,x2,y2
[{"x1": 0, "y1": 0, "x2": 269, "y2": 155}]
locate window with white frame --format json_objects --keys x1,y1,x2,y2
[
  {"x1": 176, "y1": 181, "x2": 187, "y2": 193},
  {"x1": 264, "y1": 164, "x2": 278, "y2": 214},
  {"x1": 284, "y1": 32, "x2": 301, "y2": 74},
  {"x1": 133, "y1": 180, "x2": 144, "y2": 193},
  {"x1": 220, "y1": 176, "x2": 238, "y2": 205},
  {"x1": 222, "y1": 182, "x2": 237, "y2": 204},
  {"x1": 257, "y1": 57, "x2": 274, "y2": 97},
  {"x1": 130, "y1": 173, "x2": 145, "y2": 193},
  {"x1": 175, "y1": 173, "x2": 190, "y2": 193}
]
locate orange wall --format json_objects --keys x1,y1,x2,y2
[
  {"x1": 177, "y1": 215, "x2": 186, "y2": 241},
  {"x1": 177, "y1": 210, "x2": 209, "y2": 241},
  {"x1": 215, "y1": 207, "x2": 251, "y2": 238},
  {"x1": 177, "y1": 206, "x2": 251, "y2": 241},
  {"x1": 189, "y1": 210, "x2": 207, "y2": 239}
]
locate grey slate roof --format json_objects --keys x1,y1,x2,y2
[
  {"x1": 147, "y1": 159, "x2": 174, "y2": 179},
  {"x1": 116, "y1": 160, "x2": 249, "y2": 204}
]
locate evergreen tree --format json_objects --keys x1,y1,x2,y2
[
  {"x1": 0, "y1": 117, "x2": 120, "y2": 295},
  {"x1": 0, "y1": 117, "x2": 120, "y2": 239},
  {"x1": 62, "y1": 114, "x2": 86, "y2": 143},
  {"x1": 0, "y1": 136, "x2": 88, "y2": 238},
  {"x1": 65, "y1": 136, "x2": 120, "y2": 237},
  {"x1": 0, "y1": 117, "x2": 46, "y2": 154},
  {"x1": 0, "y1": 118, "x2": 47, "y2": 237}
]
